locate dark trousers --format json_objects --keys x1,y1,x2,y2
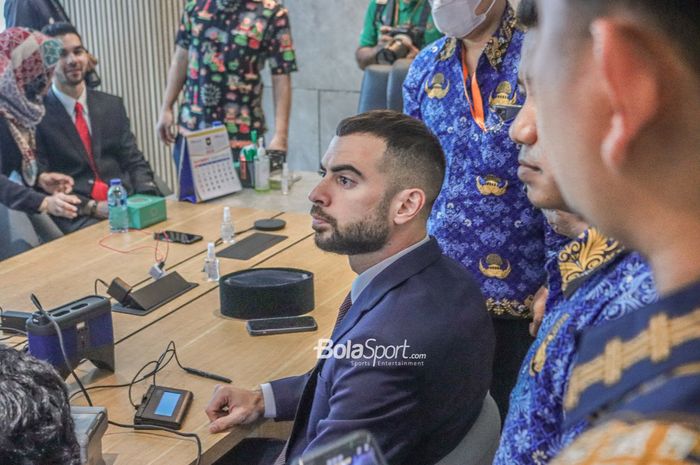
[
  {"x1": 214, "y1": 438, "x2": 286, "y2": 465},
  {"x1": 490, "y1": 317, "x2": 534, "y2": 423},
  {"x1": 53, "y1": 215, "x2": 100, "y2": 234}
]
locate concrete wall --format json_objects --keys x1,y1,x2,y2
[{"x1": 263, "y1": 0, "x2": 368, "y2": 171}]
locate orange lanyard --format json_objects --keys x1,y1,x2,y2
[{"x1": 460, "y1": 45, "x2": 486, "y2": 132}]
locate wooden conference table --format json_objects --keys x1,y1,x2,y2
[{"x1": 0, "y1": 197, "x2": 356, "y2": 465}]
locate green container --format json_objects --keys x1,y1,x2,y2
[{"x1": 127, "y1": 194, "x2": 167, "y2": 229}]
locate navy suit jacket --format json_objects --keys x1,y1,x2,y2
[
  {"x1": 270, "y1": 238, "x2": 495, "y2": 465},
  {"x1": 36, "y1": 88, "x2": 158, "y2": 207}
]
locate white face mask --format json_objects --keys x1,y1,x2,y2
[{"x1": 430, "y1": 0, "x2": 498, "y2": 38}]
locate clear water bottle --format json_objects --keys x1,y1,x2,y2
[
  {"x1": 221, "y1": 206, "x2": 235, "y2": 244},
  {"x1": 107, "y1": 178, "x2": 129, "y2": 233},
  {"x1": 254, "y1": 137, "x2": 270, "y2": 192}
]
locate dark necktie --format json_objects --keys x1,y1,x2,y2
[
  {"x1": 273, "y1": 291, "x2": 353, "y2": 465},
  {"x1": 334, "y1": 291, "x2": 353, "y2": 327}
]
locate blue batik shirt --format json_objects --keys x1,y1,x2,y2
[
  {"x1": 565, "y1": 279, "x2": 700, "y2": 426},
  {"x1": 403, "y1": 6, "x2": 545, "y2": 319},
  {"x1": 554, "y1": 280, "x2": 700, "y2": 465},
  {"x1": 494, "y1": 227, "x2": 658, "y2": 465}
]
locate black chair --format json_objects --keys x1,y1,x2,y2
[{"x1": 357, "y1": 58, "x2": 413, "y2": 113}]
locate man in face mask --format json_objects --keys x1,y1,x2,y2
[{"x1": 403, "y1": 0, "x2": 548, "y2": 420}]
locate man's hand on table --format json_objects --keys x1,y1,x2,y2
[
  {"x1": 205, "y1": 385, "x2": 265, "y2": 432},
  {"x1": 40, "y1": 193, "x2": 80, "y2": 218},
  {"x1": 38, "y1": 172, "x2": 74, "y2": 194}
]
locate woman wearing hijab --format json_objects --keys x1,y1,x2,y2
[{"x1": 0, "y1": 27, "x2": 80, "y2": 219}]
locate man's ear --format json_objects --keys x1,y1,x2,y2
[
  {"x1": 392, "y1": 188, "x2": 426, "y2": 225},
  {"x1": 591, "y1": 19, "x2": 660, "y2": 171}
]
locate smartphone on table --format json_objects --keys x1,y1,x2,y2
[
  {"x1": 153, "y1": 230, "x2": 203, "y2": 245},
  {"x1": 246, "y1": 315, "x2": 317, "y2": 336}
]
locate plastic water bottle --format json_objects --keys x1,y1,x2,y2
[
  {"x1": 254, "y1": 137, "x2": 270, "y2": 192},
  {"x1": 107, "y1": 178, "x2": 129, "y2": 233},
  {"x1": 221, "y1": 206, "x2": 235, "y2": 244},
  {"x1": 204, "y1": 242, "x2": 220, "y2": 282}
]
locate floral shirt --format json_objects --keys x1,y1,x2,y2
[
  {"x1": 403, "y1": 6, "x2": 545, "y2": 318},
  {"x1": 176, "y1": 0, "x2": 297, "y2": 148},
  {"x1": 494, "y1": 228, "x2": 658, "y2": 465}
]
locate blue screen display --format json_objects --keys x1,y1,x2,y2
[{"x1": 154, "y1": 391, "x2": 180, "y2": 417}]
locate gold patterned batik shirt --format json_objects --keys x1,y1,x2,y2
[
  {"x1": 403, "y1": 6, "x2": 545, "y2": 319},
  {"x1": 494, "y1": 227, "x2": 657, "y2": 465}
]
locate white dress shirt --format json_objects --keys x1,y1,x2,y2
[{"x1": 51, "y1": 84, "x2": 91, "y2": 133}]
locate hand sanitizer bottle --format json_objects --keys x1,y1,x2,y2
[
  {"x1": 221, "y1": 206, "x2": 235, "y2": 244},
  {"x1": 204, "y1": 242, "x2": 220, "y2": 282}
]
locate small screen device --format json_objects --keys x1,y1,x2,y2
[
  {"x1": 246, "y1": 315, "x2": 317, "y2": 336},
  {"x1": 134, "y1": 385, "x2": 193, "y2": 430},
  {"x1": 291, "y1": 430, "x2": 388, "y2": 465},
  {"x1": 153, "y1": 230, "x2": 203, "y2": 245}
]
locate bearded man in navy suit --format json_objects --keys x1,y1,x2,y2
[{"x1": 205, "y1": 110, "x2": 495, "y2": 465}]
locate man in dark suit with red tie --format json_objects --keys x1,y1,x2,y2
[
  {"x1": 35, "y1": 22, "x2": 158, "y2": 233},
  {"x1": 204, "y1": 111, "x2": 495, "y2": 465}
]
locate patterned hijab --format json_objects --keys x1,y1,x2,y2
[{"x1": 0, "y1": 28, "x2": 61, "y2": 186}]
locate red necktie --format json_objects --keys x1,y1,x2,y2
[
  {"x1": 75, "y1": 101, "x2": 92, "y2": 156},
  {"x1": 75, "y1": 102, "x2": 108, "y2": 201}
]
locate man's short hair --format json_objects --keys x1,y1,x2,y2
[
  {"x1": 335, "y1": 110, "x2": 446, "y2": 211},
  {"x1": 0, "y1": 345, "x2": 80, "y2": 465},
  {"x1": 42, "y1": 21, "x2": 82, "y2": 43},
  {"x1": 567, "y1": 1, "x2": 700, "y2": 76}
]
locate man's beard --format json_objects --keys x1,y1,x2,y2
[
  {"x1": 62, "y1": 67, "x2": 85, "y2": 86},
  {"x1": 310, "y1": 196, "x2": 391, "y2": 256}
]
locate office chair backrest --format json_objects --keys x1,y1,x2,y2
[
  {"x1": 357, "y1": 58, "x2": 413, "y2": 114},
  {"x1": 434, "y1": 393, "x2": 501, "y2": 465}
]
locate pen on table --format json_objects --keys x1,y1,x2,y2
[{"x1": 184, "y1": 367, "x2": 232, "y2": 383}]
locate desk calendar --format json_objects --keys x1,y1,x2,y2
[{"x1": 177, "y1": 126, "x2": 242, "y2": 202}]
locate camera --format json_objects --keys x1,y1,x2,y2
[{"x1": 376, "y1": 25, "x2": 425, "y2": 65}]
